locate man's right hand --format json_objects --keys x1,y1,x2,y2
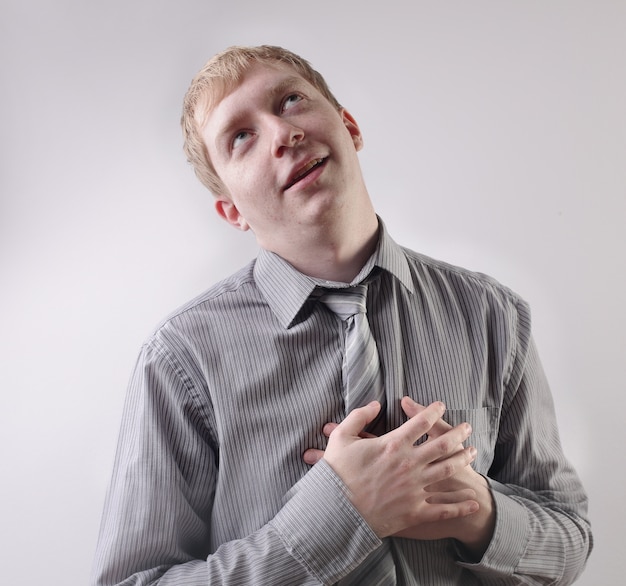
[{"x1": 319, "y1": 401, "x2": 479, "y2": 538}]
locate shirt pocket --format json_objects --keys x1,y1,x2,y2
[{"x1": 443, "y1": 407, "x2": 499, "y2": 474}]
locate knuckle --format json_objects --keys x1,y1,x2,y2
[
  {"x1": 436, "y1": 437, "x2": 453, "y2": 456},
  {"x1": 437, "y1": 507, "x2": 452, "y2": 521},
  {"x1": 416, "y1": 410, "x2": 436, "y2": 429},
  {"x1": 441, "y1": 460, "x2": 455, "y2": 478},
  {"x1": 384, "y1": 438, "x2": 402, "y2": 455}
]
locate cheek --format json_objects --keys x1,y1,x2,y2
[{"x1": 228, "y1": 153, "x2": 266, "y2": 190}]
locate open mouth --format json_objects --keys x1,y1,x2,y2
[{"x1": 284, "y1": 157, "x2": 327, "y2": 190}]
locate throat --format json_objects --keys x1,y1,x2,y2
[{"x1": 281, "y1": 224, "x2": 379, "y2": 283}]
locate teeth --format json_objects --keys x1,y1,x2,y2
[
  {"x1": 285, "y1": 158, "x2": 325, "y2": 190},
  {"x1": 293, "y1": 158, "x2": 323, "y2": 182}
]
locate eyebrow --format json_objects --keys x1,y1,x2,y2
[{"x1": 268, "y1": 75, "x2": 308, "y2": 99}]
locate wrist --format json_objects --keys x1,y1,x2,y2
[{"x1": 456, "y1": 477, "x2": 495, "y2": 558}]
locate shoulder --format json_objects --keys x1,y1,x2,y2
[
  {"x1": 400, "y1": 246, "x2": 530, "y2": 320},
  {"x1": 401, "y1": 246, "x2": 523, "y2": 301},
  {"x1": 145, "y1": 259, "x2": 259, "y2": 346}
]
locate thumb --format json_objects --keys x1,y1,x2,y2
[{"x1": 303, "y1": 448, "x2": 325, "y2": 465}]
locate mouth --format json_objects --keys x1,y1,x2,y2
[{"x1": 284, "y1": 157, "x2": 327, "y2": 190}]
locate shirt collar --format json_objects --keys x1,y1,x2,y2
[{"x1": 254, "y1": 217, "x2": 414, "y2": 328}]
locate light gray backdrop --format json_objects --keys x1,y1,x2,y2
[{"x1": 1, "y1": 1, "x2": 623, "y2": 584}]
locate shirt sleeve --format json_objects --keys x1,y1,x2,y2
[
  {"x1": 458, "y1": 299, "x2": 593, "y2": 584},
  {"x1": 91, "y1": 336, "x2": 381, "y2": 586}
]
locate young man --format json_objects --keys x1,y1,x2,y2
[{"x1": 92, "y1": 46, "x2": 592, "y2": 585}]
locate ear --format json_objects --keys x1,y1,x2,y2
[
  {"x1": 341, "y1": 109, "x2": 364, "y2": 151},
  {"x1": 214, "y1": 197, "x2": 250, "y2": 231}
]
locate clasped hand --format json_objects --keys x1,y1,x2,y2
[{"x1": 303, "y1": 398, "x2": 492, "y2": 549}]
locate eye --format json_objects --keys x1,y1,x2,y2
[
  {"x1": 232, "y1": 130, "x2": 250, "y2": 150},
  {"x1": 282, "y1": 93, "x2": 303, "y2": 112}
]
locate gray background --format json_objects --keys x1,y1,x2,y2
[{"x1": 1, "y1": 1, "x2": 623, "y2": 583}]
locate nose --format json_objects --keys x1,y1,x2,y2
[{"x1": 269, "y1": 116, "x2": 304, "y2": 157}]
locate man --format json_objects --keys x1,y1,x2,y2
[{"x1": 92, "y1": 45, "x2": 592, "y2": 585}]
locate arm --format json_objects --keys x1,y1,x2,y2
[
  {"x1": 463, "y1": 333, "x2": 592, "y2": 584},
  {"x1": 92, "y1": 339, "x2": 384, "y2": 586}
]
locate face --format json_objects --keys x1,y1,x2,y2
[{"x1": 200, "y1": 62, "x2": 366, "y2": 251}]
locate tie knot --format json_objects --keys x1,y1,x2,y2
[{"x1": 318, "y1": 284, "x2": 368, "y2": 321}]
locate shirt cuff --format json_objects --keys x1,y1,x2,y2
[
  {"x1": 456, "y1": 479, "x2": 530, "y2": 576},
  {"x1": 270, "y1": 459, "x2": 382, "y2": 584}
]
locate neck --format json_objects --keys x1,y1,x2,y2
[{"x1": 267, "y1": 211, "x2": 380, "y2": 283}]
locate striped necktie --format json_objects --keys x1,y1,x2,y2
[
  {"x1": 318, "y1": 284, "x2": 385, "y2": 425},
  {"x1": 318, "y1": 283, "x2": 397, "y2": 585}
]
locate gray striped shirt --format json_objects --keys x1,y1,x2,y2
[{"x1": 92, "y1": 221, "x2": 591, "y2": 585}]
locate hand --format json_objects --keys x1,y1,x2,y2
[
  {"x1": 303, "y1": 401, "x2": 479, "y2": 538},
  {"x1": 396, "y1": 397, "x2": 496, "y2": 557}
]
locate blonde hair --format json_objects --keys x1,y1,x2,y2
[{"x1": 181, "y1": 45, "x2": 342, "y2": 195}]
